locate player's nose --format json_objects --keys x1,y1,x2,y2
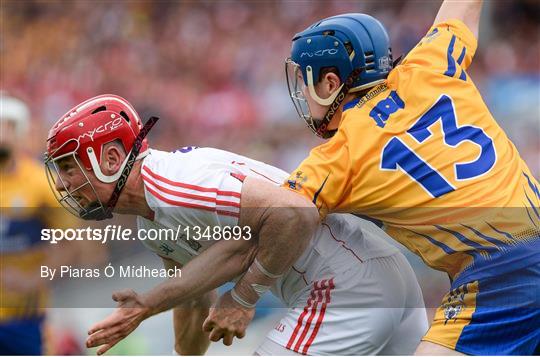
[{"x1": 55, "y1": 175, "x2": 69, "y2": 192}]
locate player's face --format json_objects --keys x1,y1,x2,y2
[
  {"x1": 50, "y1": 155, "x2": 112, "y2": 215},
  {"x1": 286, "y1": 59, "x2": 344, "y2": 136},
  {"x1": 303, "y1": 78, "x2": 344, "y2": 131},
  {"x1": 302, "y1": 80, "x2": 331, "y2": 121}
]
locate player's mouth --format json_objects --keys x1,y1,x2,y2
[{"x1": 72, "y1": 195, "x2": 88, "y2": 207}]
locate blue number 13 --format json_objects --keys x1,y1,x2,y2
[{"x1": 381, "y1": 94, "x2": 496, "y2": 198}]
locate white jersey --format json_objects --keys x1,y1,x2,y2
[
  {"x1": 137, "y1": 148, "x2": 397, "y2": 301},
  {"x1": 137, "y1": 148, "x2": 427, "y2": 354}
]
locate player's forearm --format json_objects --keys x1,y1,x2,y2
[
  {"x1": 434, "y1": 0, "x2": 483, "y2": 38},
  {"x1": 232, "y1": 184, "x2": 319, "y2": 307},
  {"x1": 141, "y1": 239, "x2": 257, "y2": 316},
  {"x1": 173, "y1": 290, "x2": 217, "y2": 355}
]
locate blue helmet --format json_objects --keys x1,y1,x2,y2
[
  {"x1": 291, "y1": 13, "x2": 392, "y2": 91},
  {"x1": 286, "y1": 13, "x2": 393, "y2": 138}
]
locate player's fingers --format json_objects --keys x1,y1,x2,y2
[
  {"x1": 96, "y1": 339, "x2": 120, "y2": 356},
  {"x1": 235, "y1": 329, "x2": 246, "y2": 339},
  {"x1": 87, "y1": 324, "x2": 126, "y2": 347},
  {"x1": 208, "y1": 328, "x2": 224, "y2": 342},
  {"x1": 88, "y1": 314, "x2": 123, "y2": 335},
  {"x1": 202, "y1": 317, "x2": 214, "y2": 332},
  {"x1": 222, "y1": 332, "x2": 234, "y2": 346}
]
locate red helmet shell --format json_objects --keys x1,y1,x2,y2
[{"x1": 47, "y1": 94, "x2": 148, "y2": 170}]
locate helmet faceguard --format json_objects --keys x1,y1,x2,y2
[
  {"x1": 286, "y1": 13, "x2": 393, "y2": 138},
  {"x1": 286, "y1": 58, "x2": 363, "y2": 138},
  {"x1": 45, "y1": 94, "x2": 158, "y2": 220}
]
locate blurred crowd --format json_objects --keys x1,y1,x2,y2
[{"x1": 2, "y1": 0, "x2": 539, "y2": 174}]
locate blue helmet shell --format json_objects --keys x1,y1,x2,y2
[{"x1": 291, "y1": 13, "x2": 392, "y2": 90}]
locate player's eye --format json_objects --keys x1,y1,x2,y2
[{"x1": 58, "y1": 161, "x2": 75, "y2": 175}]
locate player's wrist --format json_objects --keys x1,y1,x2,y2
[
  {"x1": 232, "y1": 258, "x2": 283, "y2": 307},
  {"x1": 138, "y1": 292, "x2": 158, "y2": 318}
]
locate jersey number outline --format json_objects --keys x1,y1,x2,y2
[{"x1": 380, "y1": 94, "x2": 496, "y2": 198}]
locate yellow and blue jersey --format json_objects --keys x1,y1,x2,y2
[
  {"x1": 0, "y1": 156, "x2": 69, "y2": 354},
  {"x1": 286, "y1": 19, "x2": 540, "y2": 353},
  {"x1": 285, "y1": 20, "x2": 540, "y2": 287}
]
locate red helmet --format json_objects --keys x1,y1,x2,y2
[
  {"x1": 45, "y1": 94, "x2": 154, "y2": 220},
  {"x1": 46, "y1": 94, "x2": 148, "y2": 173}
]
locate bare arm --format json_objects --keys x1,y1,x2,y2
[
  {"x1": 145, "y1": 176, "x2": 318, "y2": 314},
  {"x1": 162, "y1": 257, "x2": 217, "y2": 356},
  {"x1": 173, "y1": 293, "x2": 216, "y2": 356},
  {"x1": 200, "y1": 176, "x2": 319, "y2": 346},
  {"x1": 230, "y1": 176, "x2": 319, "y2": 306},
  {"x1": 86, "y1": 176, "x2": 318, "y2": 353},
  {"x1": 142, "y1": 238, "x2": 257, "y2": 315},
  {"x1": 434, "y1": 0, "x2": 483, "y2": 38},
  {"x1": 86, "y1": 240, "x2": 256, "y2": 355}
]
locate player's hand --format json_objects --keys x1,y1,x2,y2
[
  {"x1": 86, "y1": 289, "x2": 150, "y2": 355},
  {"x1": 202, "y1": 290, "x2": 255, "y2": 346}
]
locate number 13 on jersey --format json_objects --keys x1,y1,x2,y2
[{"x1": 378, "y1": 94, "x2": 496, "y2": 198}]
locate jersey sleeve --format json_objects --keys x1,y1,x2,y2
[
  {"x1": 401, "y1": 19, "x2": 477, "y2": 77},
  {"x1": 141, "y1": 151, "x2": 243, "y2": 230},
  {"x1": 283, "y1": 134, "x2": 352, "y2": 219}
]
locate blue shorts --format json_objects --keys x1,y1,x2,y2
[
  {"x1": 423, "y1": 263, "x2": 540, "y2": 355},
  {"x1": 0, "y1": 317, "x2": 44, "y2": 355}
]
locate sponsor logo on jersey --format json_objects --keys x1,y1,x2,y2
[{"x1": 354, "y1": 83, "x2": 388, "y2": 110}]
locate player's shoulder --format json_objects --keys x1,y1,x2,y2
[
  {"x1": 334, "y1": 82, "x2": 399, "y2": 138},
  {"x1": 142, "y1": 147, "x2": 213, "y2": 179}
]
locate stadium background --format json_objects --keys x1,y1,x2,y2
[{"x1": 1, "y1": 0, "x2": 539, "y2": 355}]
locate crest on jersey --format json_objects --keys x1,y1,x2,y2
[
  {"x1": 288, "y1": 171, "x2": 308, "y2": 190},
  {"x1": 159, "y1": 243, "x2": 174, "y2": 256},
  {"x1": 443, "y1": 304, "x2": 463, "y2": 324},
  {"x1": 442, "y1": 287, "x2": 466, "y2": 324}
]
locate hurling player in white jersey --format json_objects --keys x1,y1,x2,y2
[{"x1": 45, "y1": 95, "x2": 427, "y2": 355}]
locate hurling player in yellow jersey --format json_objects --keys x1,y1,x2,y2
[
  {"x1": 0, "y1": 94, "x2": 104, "y2": 354},
  {"x1": 284, "y1": 0, "x2": 539, "y2": 355}
]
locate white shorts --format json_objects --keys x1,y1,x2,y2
[{"x1": 256, "y1": 253, "x2": 428, "y2": 355}]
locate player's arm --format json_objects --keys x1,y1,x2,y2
[
  {"x1": 434, "y1": 0, "x2": 483, "y2": 39},
  {"x1": 173, "y1": 292, "x2": 216, "y2": 356},
  {"x1": 202, "y1": 176, "x2": 319, "y2": 344},
  {"x1": 162, "y1": 258, "x2": 217, "y2": 356},
  {"x1": 86, "y1": 237, "x2": 258, "y2": 355}
]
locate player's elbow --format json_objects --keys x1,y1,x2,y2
[{"x1": 269, "y1": 191, "x2": 320, "y2": 245}]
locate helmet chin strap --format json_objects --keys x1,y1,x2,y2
[
  {"x1": 306, "y1": 66, "x2": 344, "y2": 106},
  {"x1": 313, "y1": 67, "x2": 364, "y2": 139},
  {"x1": 87, "y1": 147, "x2": 150, "y2": 183},
  {"x1": 81, "y1": 116, "x2": 159, "y2": 221}
]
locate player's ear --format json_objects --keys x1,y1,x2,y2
[
  {"x1": 323, "y1": 72, "x2": 342, "y2": 97},
  {"x1": 102, "y1": 143, "x2": 124, "y2": 175}
]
